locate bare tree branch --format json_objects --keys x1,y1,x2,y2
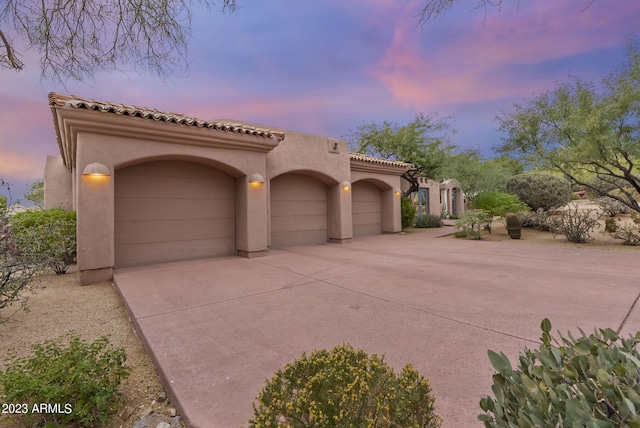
[{"x1": 0, "y1": 0, "x2": 237, "y2": 83}]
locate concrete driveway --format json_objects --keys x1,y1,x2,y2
[{"x1": 113, "y1": 227, "x2": 640, "y2": 427}]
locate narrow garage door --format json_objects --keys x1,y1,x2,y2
[
  {"x1": 115, "y1": 160, "x2": 235, "y2": 268},
  {"x1": 270, "y1": 173, "x2": 327, "y2": 247},
  {"x1": 352, "y1": 181, "x2": 382, "y2": 236}
]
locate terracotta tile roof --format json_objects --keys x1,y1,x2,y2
[
  {"x1": 349, "y1": 152, "x2": 413, "y2": 169},
  {"x1": 48, "y1": 92, "x2": 285, "y2": 141}
]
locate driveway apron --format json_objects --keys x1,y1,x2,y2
[{"x1": 113, "y1": 227, "x2": 640, "y2": 427}]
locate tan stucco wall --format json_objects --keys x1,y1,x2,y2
[
  {"x1": 266, "y1": 130, "x2": 352, "y2": 245},
  {"x1": 350, "y1": 171, "x2": 403, "y2": 233},
  {"x1": 72, "y1": 131, "x2": 270, "y2": 282},
  {"x1": 46, "y1": 101, "x2": 412, "y2": 285},
  {"x1": 44, "y1": 155, "x2": 72, "y2": 210}
]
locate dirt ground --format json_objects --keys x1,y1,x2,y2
[
  {"x1": 1, "y1": 200, "x2": 638, "y2": 427},
  {"x1": 464, "y1": 200, "x2": 640, "y2": 253},
  {"x1": 0, "y1": 266, "x2": 178, "y2": 428}
]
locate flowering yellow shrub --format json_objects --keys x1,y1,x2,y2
[{"x1": 249, "y1": 343, "x2": 441, "y2": 427}]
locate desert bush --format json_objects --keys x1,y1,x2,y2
[
  {"x1": 597, "y1": 196, "x2": 632, "y2": 217},
  {"x1": 0, "y1": 333, "x2": 131, "y2": 427},
  {"x1": 454, "y1": 209, "x2": 491, "y2": 240},
  {"x1": 10, "y1": 208, "x2": 77, "y2": 274},
  {"x1": 249, "y1": 343, "x2": 442, "y2": 428},
  {"x1": 603, "y1": 214, "x2": 640, "y2": 246},
  {"x1": 479, "y1": 319, "x2": 640, "y2": 427},
  {"x1": 521, "y1": 208, "x2": 552, "y2": 230},
  {"x1": 604, "y1": 217, "x2": 618, "y2": 233},
  {"x1": 401, "y1": 196, "x2": 416, "y2": 229},
  {"x1": 547, "y1": 204, "x2": 601, "y2": 243},
  {"x1": 505, "y1": 173, "x2": 571, "y2": 211},
  {"x1": 414, "y1": 213, "x2": 443, "y2": 228},
  {"x1": 1, "y1": 180, "x2": 43, "y2": 317}
]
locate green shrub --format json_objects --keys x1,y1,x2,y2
[
  {"x1": 471, "y1": 192, "x2": 528, "y2": 218},
  {"x1": 10, "y1": 208, "x2": 76, "y2": 274},
  {"x1": 414, "y1": 214, "x2": 443, "y2": 228},
  {"x1": 249, "y1": 343, "x2": 442, "y2": 428},
  {"x1": 401, "y1": 196, "x2": 416, "y2": 229},
  {"x1": 454, "y1": 209, "x2": 491, "y2": 240},
  {"x1": 505, "y1": 173, "x2": 571, "y2": 211},
  {"x1": 0, "y1": 333, "x2": 130, "y2": 427},
  {"x1": 1, "y1": 180, "x2": 43, "y2": 317},
  {"x1": 479, "y1": 319, "x2": 640, "y2": 427},
  {"x1": 604, "y1": 217, "x2": 618, "y2": 233}
]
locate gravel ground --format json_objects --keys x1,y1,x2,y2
[{"x1": 0, "y1": 265, "x2": 179, "y2": 428}]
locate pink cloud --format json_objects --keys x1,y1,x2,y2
[{"x1": 371, "y1": 0, "x2": 640, "y2": 108}]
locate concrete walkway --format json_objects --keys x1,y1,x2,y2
[{"x1": 113, "y1": 226, "x2": 640, "y2": 427}]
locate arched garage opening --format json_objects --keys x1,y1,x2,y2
[
  {"x1": 114, "y1": 160, "x2": 236, "y2": 268},
  {"x1": 352, "y1": 180, "x2": 382, "y2": 236},
  {"x1": 270, "y1": 173, "x2": 328, "y2": 247}
]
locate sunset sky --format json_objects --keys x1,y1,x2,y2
[{"x1": 1, "y1": 0, "x2": 638, "y2": 199}]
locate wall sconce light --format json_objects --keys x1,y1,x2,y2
[
  {"x1": 341, "y1": 181, "x2": 351, "y2": 191},
  {"x1": 82, "y1": 162, "x2": 110, "y2": 177},
  {"x1": 394, "y1": 188, "x2": 401, "y2": 196},
  {"x1": 249, "y1": 173, "x2": 265, "y2": 184}
]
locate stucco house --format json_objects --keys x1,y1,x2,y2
[
  {"x1": 402, "y1": 176, "x2": 465, "y2": 218},
  {"x1": 44, "y1": 93, "x2": 412, "y2": 285}
]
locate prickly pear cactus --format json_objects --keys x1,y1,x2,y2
[{"x1": 505, "y1": 213, "x2": 521, "y2": 239}]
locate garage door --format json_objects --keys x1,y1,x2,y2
[
  {"x1": 352, "y1": 181, "x2": 382, "y2": 236},
  {"x1": 115, "y1": 160, "x2": 235, "y2": 268},
  {"x1": 270, "y1": 173, "x2": 327, "y2": 247}
]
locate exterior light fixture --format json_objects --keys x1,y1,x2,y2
[
  {"x1": 82, "y1": 162, "x2": 110, "y2": 177},
  {"x1": 341, "y1": 181, "x2": 351, "y2": 190},
  {"x1": 249, "y1": 173, "x2": 265, "y2": 184},
  {"x1": 394, "y1": 188, "x2": 401, "y2": 196}
]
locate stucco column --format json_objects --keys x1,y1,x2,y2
[
  {"x1": 75, "y1": 163, "x2": 114, "y2": 285},
  {"x1": 236, "y1": 174, "x2": 269, "y2": 258},
  {"x1": 328, "y1": 183, "x2": 352, "y2": 243},
  {"x1": 75, "y1": 135, "x2": 115, "y2": 284},
  {"x1": 382, "y1": 188, "x2": 402, "y2": 233},
  {"x1": 44, "y1": 155, "x2": 73, "y2": 210}
]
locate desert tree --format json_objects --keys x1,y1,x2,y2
[
  {"x1": 347, "y1": 113, "x2": 455, "y2": 195},
  {"x1": 495, "y1": 42, "x2": 640, "y2": 213},
  {"x1": 0, "y1": 0, "x2": 237, "y2": 83}
]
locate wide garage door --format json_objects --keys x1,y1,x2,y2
[
  {"x1": 115, "y1": 160, "x2": 235, "y2": 268},
  {"x1": 352, "y1": 181, "x2": 382, "y2": 236},
  {"x1": 270, "y1": 173, "x2": 327, "y2": 247}
]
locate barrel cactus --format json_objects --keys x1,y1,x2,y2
[{"x1": 505, "y1": 213, "x2": 522, "y2": 239}]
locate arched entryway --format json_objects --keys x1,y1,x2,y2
[
  {"x1": 270, "y1": 173, "x2": 328, "y2": 247},
  {"x1": 352, "y1": 180, "x2": 382, "y2": 236},
  {"x1": 114, "y1": 160, "x2": 236, "y2": 268}
]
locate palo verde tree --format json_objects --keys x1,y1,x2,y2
[
  {"x1": 348, "y1": 113, "x2": 455, "y2": 196},
  {"x1": 0, "y1": 0, "x2": 237, "y2": 83},
  {"x1": 495, "y1": 42, "x2": 640, "y2": 213}
]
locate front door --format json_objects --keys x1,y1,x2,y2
[{"x1": 417, "y1": 188, "x2": 429, "y2": 216}]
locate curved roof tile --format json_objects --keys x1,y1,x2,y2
[
  {"x1": 349, "y1": 152, "x2": 413, "y2": 169},
  {"x1": 48, "y1": 92, "x2": 285, "y2": 141}
]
